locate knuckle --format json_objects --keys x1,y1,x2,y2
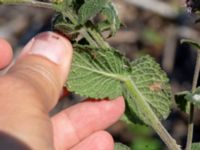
[{"x1": 7, "y1": 59, "x2": 61, "y2": 106}]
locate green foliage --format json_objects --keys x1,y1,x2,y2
[
  {"x1": 67, "y1": 45, "x2": 127, "y2": 99},
  {"x1": 185, "y1": 87, "x2": 200, "y2": 109},
  {"x1": 114, "y1": 143, "x2": 131, "y2": 150},
  {"x1": 175, "y1": 91, "x2": 190, "y2": 113},
  {"x1": 67, "y1": 44, "x2": 172, "y2": 125},
  {"x1": 181, "y1": 39, "x2": 200, "y2": 50},
  {"x1": 4, "y1": 0, "x2": 174, "y2": 149},
  {"x1": 78, "y1": 0, "x2": 109, "y2": 24},
  {"x1": 132, "y1": 138, "x2": 161, "y2": 150},
  {"x1": 52, "y1": 14, "x2": 79, "y2": 40},
  {"x1": 53, "y1": 0, "x2": 121, "y2": 43},
  {"x1": 175, "y1": 87, "x2": 200, "y2": 111},
  {"x1": 100, "y1": 3, "x2": 121, "y2": 36},
  {"x1": 125, "y1": 56, "x2": 172, "y2": 125},
  {"x1": 191, "y1": 143, "x2": 200, "y2": 150}
]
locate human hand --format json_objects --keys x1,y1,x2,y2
[{"x1": 0, "y1": 32, "x2": 125, "y2": 150}]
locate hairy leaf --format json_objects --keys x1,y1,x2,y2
[
  {"x1": 192, "y1": 143, "x2": 200, "y2": 150},
  {"x1": 101, "y1": 3, "x2": 121, "y2": 36},
  {"x1": 124, "y1": 56, "x2": 172, "y2": 124},
  {"x1": 67, "y1": 45, "x2": 128, "y2": 99},
  {"x1": 52, "y1": 13, "x2": 78, "y2": 39},
  {"x1": 121, "y1": 100, "x2": 143, "y2": 125},
  {"x1": 53, "y1": 0, "x2": 73, "y2": 11},
  {"x1": 115, "y1": 143, "x2": 131, "y2": 150},
  {"x1": 67, "y1": 46, "x2": 172, "y2": 125},
  {"x1": 78, "y1": 0, "x2": 109, "y2": 24}
]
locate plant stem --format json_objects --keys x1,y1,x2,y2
[
  {"x1": 87, "y1": 27, "x2": 110, "y2": 49},
  {"x1": 125, "y1": 77, "x2": 181, "y2": 150},
  {"x1": 81, "y1": 29, "x2": 98, "y2": 48},
  {"x1": 0, "y1": 0, "x2": 53, "y2": 9},
  {"x1": 0, "y1": 2, "x2": 179, "y2": 149},
  {"x1": 0, "y1": 0, "x2": 109, "y2": 49},
  {"x1": 186, "y1": 51, "x2": 200, "y2": 150}
]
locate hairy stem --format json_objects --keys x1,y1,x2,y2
[
  {"x1": 186, "y1": 51, "x2": 200, "y2": 150},
  {"x1": 80, "y1": 28, "x2": 98, "y2": 48},
  {"x1": 87, "y1": 27, "x2": 110, "y2": 49},
  {"x1": 125, "y1": 77, "x2": 181, "y2": 150},
  {"x1": 0, "y1": 0, "x2": 53, "y2": 9},
  {"x1": 0, "y1": 0, "x2": 109, "y2": 49}
]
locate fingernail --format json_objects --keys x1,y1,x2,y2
[{"x1": 28, "y1": 32, "x2": 66, "y2": 64}]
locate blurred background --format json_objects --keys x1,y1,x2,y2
[{"x1": 0, "y1": 0, "x2": 200, "y2": 149}]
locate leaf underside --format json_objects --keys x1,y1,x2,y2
[
  {"x1": 67, "y1": 46, "x2": 172, "y2": 125},
  {"x1": 78, "y1": 0, "x2": 109, "y2": 24},
  {"x1": 67, "y1": 45, "x2": 127, "y2": 99},
  {"x1": 101, "y1": 3, "x2": 121, "y2": 36},
  {"x1": 127, "y1": 56, "x2": 172, "y2": 122}
]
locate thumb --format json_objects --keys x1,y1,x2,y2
[{"x1": 6, "y1": 32, "x2": 73, "y2": 110}]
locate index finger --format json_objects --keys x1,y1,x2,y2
[
  {"x1": 0, "y1": 38, "x2": 13, "y2": 69},
  {"x1": 51, "y1": 97, "x2": 125, "y2": 150}
]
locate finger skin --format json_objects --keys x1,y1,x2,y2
[
  {"x1": 0, "y1": 38, "x2": 13, "y2": 69},
  {"x1": 0, "y1": 32, "x2": 124, "y2": 150},
  {"x1": 70, "y1": 131, "x2": 114, "y2": 150},
  {"x1": 7, "y1": 32, "x2": 73, "y2": 110},
  {"x1": 52, "y1": 97, "x2": 125, "y2": 150},
  {"x1": 0, "y1": 32, "x2": 73, "y2": 150}
]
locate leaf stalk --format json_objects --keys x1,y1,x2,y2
[
  {"x1": 0, "y1": 0, "x2": 53, "y2": 9},
  {"x1": 186, "y1": 51, "x2": 200, "y2": 150},
  {"x1": 125, "y1": 77, "x2": 181, "y2": 150}
]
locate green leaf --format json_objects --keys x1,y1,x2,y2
[
  {"x1": 124, "y1": 56, "x2": 172, "y2": 124},
  {"x1": 52, "y1": 13, "x2": 79, "y2": 40},
  {"x1": 115, "y1": 143, "x2": 131, "y2": 150},
  {"x1": 192, "y1": 143, "x2": 200, "y2": 150},
  {"x1": 121, "y1": 102, "x2": 143, "y2": 126},
  {"x1": 132, "y1": 138, "x2": 161, "y2": 150},
  {"x1": 67, "y1": 45, "x2": 128, "y2": 99},
  {"x1": 67, "y1": 46, "x2": 172, "y2": 125},
  {"x1": 101, "y1": 3, "x2": 121, "y2": 36},
  {"x1": 53, "y1": 0, "x2": 73, "y2": 11},
  {"x1": 175, "y1": 91, "x2": 190, "y2": 113},
  {"x1": 97, "y1": 21, "x2": 110, "y2": 32},
  {"x1": 181, "y1": 39, "x2": 200, "y2": 50},
  {"x1": 78, "y1": 0, "x2": 109, "y2": 24}
]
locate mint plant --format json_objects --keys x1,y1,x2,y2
[{"x1": 1, "y1": 0, "x2": 197, "y2": 150}]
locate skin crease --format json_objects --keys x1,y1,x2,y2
[{"x1": 0, "y1": 32, "x2": 125, "y2": 150}]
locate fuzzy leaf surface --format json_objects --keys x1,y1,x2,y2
[
  {"x1": 124, "y1": 56, "x2": 172, "y2": 124},
  {"x1": 78, "y1": 0, "x2": 109, "y2": 24},
  {"x1": 67, "y1": 45, "x2": 127, "y2": 99},
  {"x1": 114, "y1": 143, "x2": 131, "y2": 150},
  {"x1": 101, "y1": 3, "x2": 121, "y2": 36},
  {"x1": 67, "y1": 46, "x2": 172, "y2": 125}
]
